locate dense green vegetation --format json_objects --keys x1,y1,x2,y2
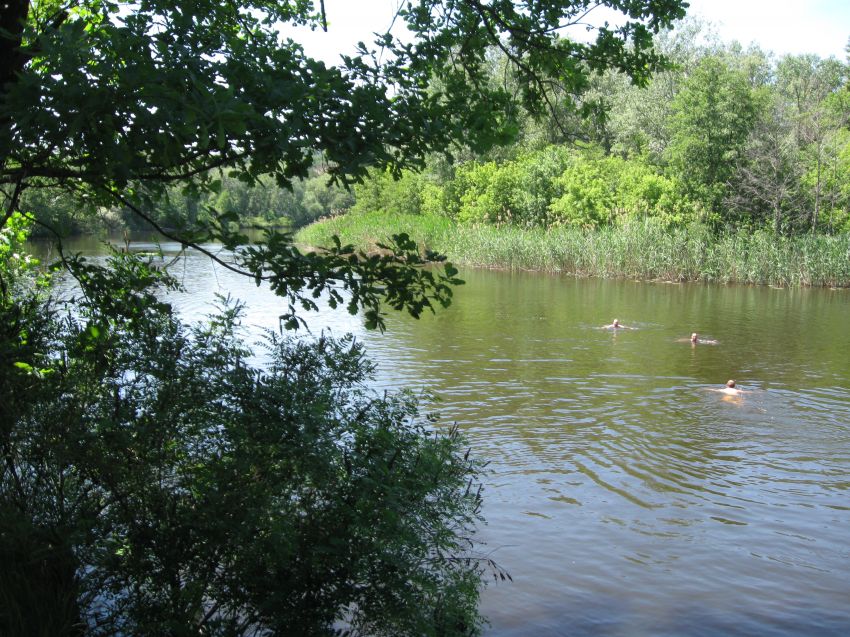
[
  {"x1": 25, "y1": 18, "x2": 845, "y2": 281},
  {"x1": 295, "y1": 26, "x2": 850, "y2": 285},
  {"x1": 298, "y1": 212, "x2": 850, "y2": 287},
  {"x1": 1, "y1": 227, "x2": 486, "y2": 635},
  {"x1": 390, "y1": 47, "x2": 847, "y2": 235},
  {"x1": 1, "y1": 1, "x2": 690, "y2": 634},
  {"x1": 21, "y1": 20, "x2": 850, "y2": 255}
]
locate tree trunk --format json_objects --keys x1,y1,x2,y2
[{"x1": 813, "y1": 150, "x2": 821, "y2": 232}]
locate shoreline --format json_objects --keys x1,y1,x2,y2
[{"x1": 27, "y1": 217, "x2": 850, "y2": 290}]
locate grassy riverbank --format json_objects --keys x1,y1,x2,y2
[{"x1": 296, "y1": 212, "x2": 850, "y2": 287}]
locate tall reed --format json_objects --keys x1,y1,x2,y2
[{"x1": 296, "y1": 214, "x2": 850, "y2": 288}]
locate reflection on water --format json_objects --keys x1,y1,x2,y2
[{"x1": 33, "y1": 238, "x2": 850, "y2": 636}]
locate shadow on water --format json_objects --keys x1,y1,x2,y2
[{"x1": 31, "y1": 239, "x2": 850, "y2": 636}]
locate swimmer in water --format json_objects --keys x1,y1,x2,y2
[
  {"x1": 707, "y1": 380, "x2": 765, "y2": 410},
  {"x1": 709, "y1": 380, "x2": 746, "y2": 396},
  {"x1": 602, "y1": 318, "x2": 634, "y2": 330},
  {"x1": 680, "y1": 332, "x2": 719, "y2": 345}
]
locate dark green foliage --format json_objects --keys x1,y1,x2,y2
[
  {"x1": 17, "y1": 184, "x2": 103, "y2": 236},
  {"x1": 121, "y1": 173, "x2": 355, "y2": 234},
  {"x1": 238, "y1": 230, "x2": 462, "y2": 331},
  {"x1": 1, "y1": 0, "x2": 688, "y2": 326},
  {"x1": 665, "y1": 56, "x2": 762, "y2": 217},
  {"x1": 2, "y1": 0, "x2": 686, "y2": 204},
  {"x1": 0, "y1": 251, "x2": 488, "y2": 636},
  {"x1": 18, "y1": 172, "x2": 354, "y2": 239}
]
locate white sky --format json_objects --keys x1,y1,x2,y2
[
  {"x1": 687, "y1": 0, "x2": 849, "y2": 60},
  {"x1": 293, "y1": 0, "x2": 849, "y2": 64}
]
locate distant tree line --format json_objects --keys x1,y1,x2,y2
[
  {"x1": 351, "y1": 22, "x2": 850, "y2": 235},
  {"x1": 22, "y1": 168, "x2": 354, "y2": 237},
  {"x1": 21, "y1": 21, "x2": 850, "y2": 239}
]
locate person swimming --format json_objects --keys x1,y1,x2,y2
[
  {"x1": 682, "y1": 332, "x2": 719, "y2": 345},
  {"x1": 602, "y1": 318, "x2": 633, "y2": 330},
  {"x1": 711, "y1": 379, "x2": 745, "y2": 396}
]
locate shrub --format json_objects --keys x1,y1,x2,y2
[
  {"x1": 1, "y1": 251, "x2": 489, "y2": 636},
  {"x1": 352, "y1": 169, "x2": 426, "y2": 217}
]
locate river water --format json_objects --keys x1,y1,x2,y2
[{"x1": 37, "y1": 238, "x2": 850, "y2": 636}]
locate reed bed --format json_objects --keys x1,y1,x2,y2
[{"x1": 296, "y1": 214, "x2": 850, "y2": 288}]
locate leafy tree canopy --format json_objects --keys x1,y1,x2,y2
[
  {"x1": 1, "y1": 0, "x2": 688, "y2": 327},
  {"x1": 2, "y1": 0, "x2": 688, "y2": 195}
]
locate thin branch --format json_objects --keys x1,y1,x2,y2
[
  {"x1": 197, "y1": 599, "x2": 223, "y2": 631},
  {"x1": 460, "y1": 0, "x2": 602, "y2": 39},
  {"x1": 103, "y1": 186, "x2": 264, "y2": 281},
  {"x1": 1, "y1": 150, "x2": 247, "y2": 185},
  {"x1": 462, "y1": 2, "x2": 572, "y2": 137}
]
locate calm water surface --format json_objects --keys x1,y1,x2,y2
[{"x1": 39, "y1": 238, "x2": 850, "y2": 636}]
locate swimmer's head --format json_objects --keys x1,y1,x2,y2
[
  {"x1": 613, "y1": 319, "x2": 620, "y2": 327},
  {"x1": 726, "y1": 380, "x2": 736, "y2": 388},
  {"x1": 691, "y1": 333, "x2": 698, "y2": 342}
]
